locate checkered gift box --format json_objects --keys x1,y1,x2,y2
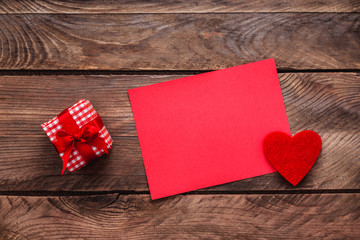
[{"x1": 42, "y1": 99, "x2": 112, "y2": 174}]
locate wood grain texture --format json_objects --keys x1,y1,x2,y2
[
  {"x1": 0, "y1": 73, "x2": 359, "y2": 192},
  {"x1": 0, "y1": 13, "x2": 359, "y2": 70},
  {"x1": 1, "y1": 0, "x2": 359, "y2": 13},
  {"x1": 0, "y1": 194, "x2": 359, "y2": 239}
]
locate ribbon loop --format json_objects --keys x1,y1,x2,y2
[{"x1": 54, "y1": 122, "x2": 107, "y2": 175}]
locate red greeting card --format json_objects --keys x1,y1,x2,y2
[{"x1": 128, "y1": 59, "x2": 290, "y2": 199}]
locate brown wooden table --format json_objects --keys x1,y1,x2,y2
[{"x1": 0, "y1": 1, "x2": 359, "y2": 239}]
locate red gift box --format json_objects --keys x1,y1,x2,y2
[{"x1": 42, "y1": 99, "x2": 112, "y2": 174}]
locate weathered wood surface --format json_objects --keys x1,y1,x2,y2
[
  {"x1": 0, "y1": 1, "x2": 358, "y2": 238},
  {"x1": 0, "y1": 194, "x2": 359, "y2": 239},
  {"x1": 0, "y1": 14, "x2": 359, "y2": 70},
  {"x1": 0, "y1": 73, "x2": 358, "y2": 191},
  {"x1": 1, "y1": 0, "x2": 359, "y2": 13}
]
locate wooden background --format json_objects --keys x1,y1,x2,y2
[{"x1": 0, "y1": 1, "x2": 359, "y2": 239}]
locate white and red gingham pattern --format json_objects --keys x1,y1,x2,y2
[
  {"x1": 42, "y1": 117, "x2": 62, "y2": 143},
  {"x1": 41, "y1": 99, "x2": 112, "y2": 173},
  {"x1": 60, "y1": 148, "x2": 86, "y2": 172},
  {"x1": 68, "y1": 99, "x2": 97, "y2": 129},
  {"x1": 91, "y1": 126, "x2": 113, "y2": 156}
]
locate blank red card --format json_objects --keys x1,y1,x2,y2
[{"x1": 128, "y1": 59, "x2": 290, "y2": 199}]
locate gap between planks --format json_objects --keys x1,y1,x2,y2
[
  {"x1": 0, "y1": 189, "x2": 359, "y2": 197},
  {"x1": 0, "y1": 69, "x2": 359, "y2": 76}
]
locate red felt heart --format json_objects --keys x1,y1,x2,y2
[{"x1": 263, "y1": 130, "x2": 322, "y2": 186}]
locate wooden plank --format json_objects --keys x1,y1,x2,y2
[
  {"x1": 0, "y1": 73, "x2": 359, "y2": 191},
  {"x1": 0, "y1": 0, "x2": 359, "y2": 13},
  {"x1": 0, "y1": 194, "x2": 359, "y2": 239},
  {"x1": 0, "y1": 14, "x2": 359, "y2": 70}
]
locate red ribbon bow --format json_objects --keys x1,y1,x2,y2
[{"x1": 54, "y1": 124, "x2": 108, "y2": 175}]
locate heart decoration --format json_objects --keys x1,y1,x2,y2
[{"x1": 263, "y1": 130, "x2": 322, "y2": 186}]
